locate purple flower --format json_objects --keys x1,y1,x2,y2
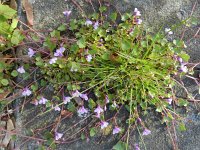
[
  {"x1": 137, "y1": 117, "x2": 142, "y2": 123},
  {"x1": 95, "y1": 113, "x2": 101, "y2": 118},
  {"x1": 72, "y1": 90, "x2": 81, "y2": 97},
  {"x1": 77, "y1": 106, "x2": 89, "y2": 117},
  {"x1": 55, "y1": 132, "x2": 63, "y2": 140},
  {"x1": 80, "y1": 93, "x2": 88, "y2": 101},
  {"x1": 85, "y1": 19, "x2": 93, "y2": 26},
  {"x1": 134, "y1": 144, "x2": 140, "y2": 150},
  {"x1": 134, "y1": 8, "x2": 141, "y2": 16},
  {"x1": 63, "y1": 10, "x2": 71, "y2": 17},
  {"x1": 105, "y1": 95, "x2": 109, "y2": 103},
  {"x1": 22, "y1": 88, "x2": 32, "y2": 96},
  {"x1": 49, "y1": 57, "x2": 57, "y2": 64},
  {"x1": 38, "y1": 97, "x2": 48, "y2": 105},
  {"x1": 142, "y1": 128, "x2": 151, "y2": 136},
  {"x1": 63, "y1": 96, "x2": 71, "y2": 104},
  {"x1": 180, "y1": 65, "x2": 188, "y2": 73},
  {"x1": 136, "y1": 18, "x2": 142, "y2": 25},
  {"x1": 113, "y1": 126, "x2": 121, "y2": 134},
  {"x1": 100, "y1": 121, "x2": 109, "y2": 129},
  {"x1": 93, "y1": 21, "x2": 99, "y2": 30},
  {"x1": 94, "y1": 105, "x2": 104, "y2": 114},
  {"x1": 165, "y1": 28, "x2": 173, "y2": 35},
  {"x1": 33, "y1": 100, "x2": 38, "y2": 106},
  {"x1": 28, "y1": 48, "x2": 35, "y2": 57},
  {"x1": 178, "y1": 57, "x2": 183, "y2": 63},
  {"x1": 104, "y1": 105, "x2": 107, "y2": 111},
  {"x1": 86, "y1": 54, "x2": 92, "y2": 62},
  {"x1": 17, "y1": 66, "x2": 25, "y2": 74},
  {"x1": 166, "y1": 98, "x2": 172, "y2": 104},
  {"x1": 54, "y1": 105, "x2": 61, "y2": 111},
  {"x1": 54, "y1": 47, "x2": 65, "y2": 57}
]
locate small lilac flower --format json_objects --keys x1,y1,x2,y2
[
  {"x1": 49, "y1": 57, "x2": 57, "y2": 64},
  {"x1": 134, "y1": 144, "x2": 140, "y2": 150},
  {"x1": 104, "y1": 105, "x2": 107, "y2": 111},
  {"x1": 94, "y1": 105, "x2": 104, "y2": 114},
  {"x1": 80, "y1": 94, "x2": 88, "y2": 101},
  {"x1": 28, "y1": 48, "x2": 35, "y2": 57},
  {"x1": 33, "y1": 100, "x2": 38, "y2": 106},
  {"x1": 136, "y1": 18, "x2": 142, "y2": 25},
  {"x1": 142, "y1": 128, "x2": 151, "y2": 136},
  {"x1": 113, "y1": 126, "x2": 121, "y2": 134},
  {"x1": 93, "y1": 21, "x2": 99, "y2": 30},
  {"x1": 100, "y1": 121, "x2": 109, "y2": 129},
  {"x1": 180, "y1": 65, "x2": 188, "y2": 73},
  {"x1": 17, "y1": 66, "x2": 25, "y2": 74},
  {"x1": 86, "y1": 54, "x2": 92, "y2": 62},
  {"x1": 77, "y1": 106, "x2": 89, "y2": 117},
  {"x1": 178, "y1": 57, "x2": 183, "y2": 63},
  {"x1": 54, "y1": 47, "x2": 65, "y2": 57},
  {"x1": 54, "y1": 105, "x2": 61, "y2": 111},
  {"x1": 85, "y1": 19, "x2": 93, "y2": 26},
  {"x1": 95, "y1": 113, "x2": 101, "y2": 118},
  {"x1": 63, "y1": 96, "x2": 71, "y2": 104},
  {"x1": 137, "y1": 117, "x2": 142, "y2": 123},
  {"x1": 134, "y1": 8, "x2": 141, "y2": 16},
  {"x1": 105, "y1": 95, "x2": 109, "y2": 103},
  {"x1": 55, "y1": 132, "x2": 63, "y2": 141},
  {"x1": 22, "y1": 88, "x2": 32, "y2": 96},
  {"x1": 38, "y1": 97, "x2": 48, "y2": 105},
  {"x1": 63, "y1": 10, "x2": 72, "y2": 17},
  {"x1": 166, "y1": 98, "x2": 172, "y2": 104},
  {"x1": 72, "y1": 90, "x2": 81, "y2": 97},
  {"x1": 165, "y1": 28, "x2": 173, "y2": 35}
]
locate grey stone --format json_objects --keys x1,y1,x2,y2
[{"x1": 14, "y1": 0, "x2": 200, "y2": 149}]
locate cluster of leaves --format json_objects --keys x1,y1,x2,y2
[{"x1": 0, "y1": 4, "x2": 24, "y2": 109}]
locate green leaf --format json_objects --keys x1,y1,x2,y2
[
  {"x1": 11, "y1": 70, "x2": 18, "y2": 77},
  {"x1": 31, "y1": 84, "x2": 38, "y2": 92},
  {"x1": 10, "y1": 19, "x2": 18, "y2": 31},
  {"x1": 88, "y1": 99, "x2": 96, "y2": 109},
  {"x1": 57, "y1": 24, "x2": 66, "y2": 31},
  {"x1": 177, "y1": 99, "x2": 189, "y2": 107},
  {"x1": 98, "y1": 29, "x2": 106, "y2": 37},
  {"x1": 179, "y1": 122, "x2": 186, "y2": 131},
  {"x1": 99, "y1": 6, "x2": 107, "y2": 13},
  {"x1": 89, "y1": 127, "x2": 96, "y2": 137},
  {"x1": 113, "y1": 141, "x2": 127, "y2": 150},
  {"x1": 121, "y1": 40, "x2": 131, "y2": 51},
  {"x1": 121, "y1": 13, "x2": 131, "y2": 21},
  {"x1": 110, "y1": 12, "x2": 117, "y2": 22},
  {"x1": 77, "y1": 38, "x2": 86, "y2": 48},
  {"x1": 43, "y1": 37, "x2": 56, "y2": 51},
  {"x1": 0, "y1": 4, "x2": 16, "y2": 19},
  {"x1": 101, "y1": 53, "x2": 110, "y2": 60},
  {"x1": 1, "y1": 79, "x2": 9, "y2": 86},
  {"x1": 81, "y1": 133, "x2": 85, "y2": 140},
  {"x1": 156, "y1": 106, "x2": 163, "y2": 112},
  {"x1": 11, "y1": 29, "x2": 24, "y2": 45},
  {"x1": 50, "y1": 30, "x2": 60, "y2": 38},
  {"x1": 70, "y1": 19, "x2": 78, "y2": 30},
  {"x1": 67, "y1": 102, "x2": 76, "y2": 112},
  {"x1": 179, "y1": 52, "x2": 190, "y2": 62}
]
